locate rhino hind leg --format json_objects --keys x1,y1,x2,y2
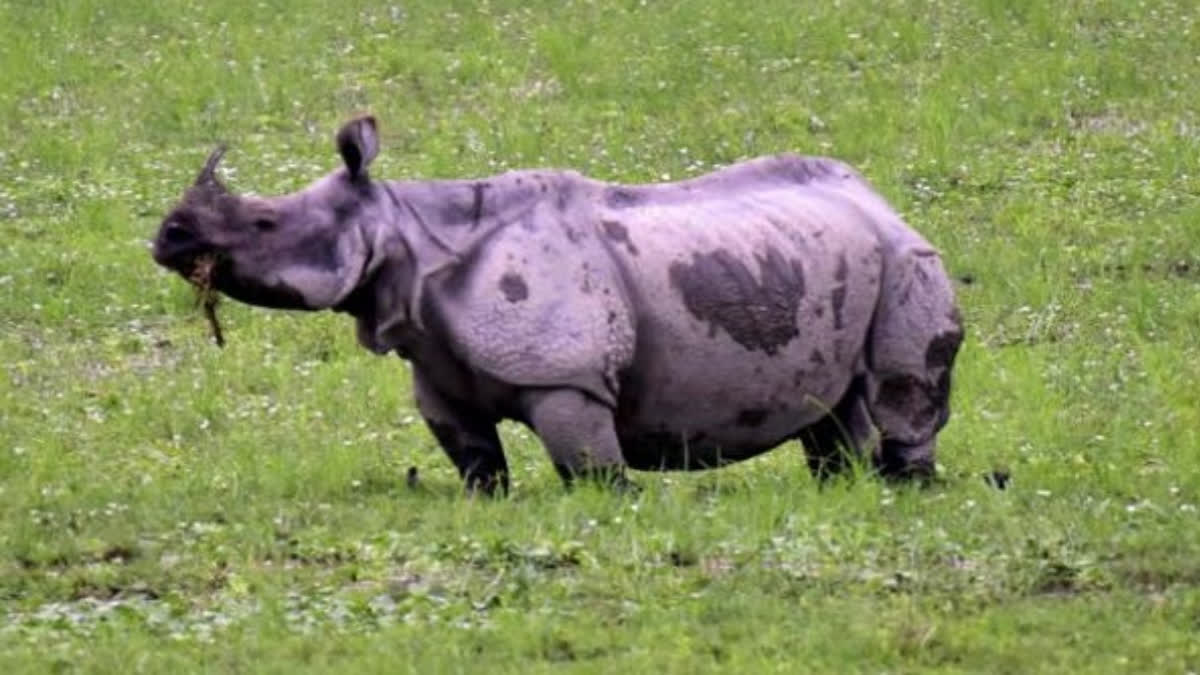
[
  {"x1": 864, "y1": 246, "x2": 964, "y2": 481},
  {"x1": 798, "y1": 376, "x2": 878, "y2": 480},
  {"x1": 414, "y1": 370, "x2": 510, "y2": 496},
  {"x1": 520, "y1": 388, "x2": 634, "y2": 490}
]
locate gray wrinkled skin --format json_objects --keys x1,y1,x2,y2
[{"x1": 152, "y1": 116, "x2": 963, "y2": 494}]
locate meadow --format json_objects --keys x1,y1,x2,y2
[{"x1": 1, "y1": 0, "x2": 1198, "y2": 671}]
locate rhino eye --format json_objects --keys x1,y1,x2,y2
[
  {"x1": 162, "y1": 221, "x2": 191, "y2": 243},
  {"x1": 252, "y1": 217, "x2": 277, "y2": 232}
]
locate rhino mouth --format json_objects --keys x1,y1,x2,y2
[
  {"x1": 184, "y1": 252, "x2": 225, "y2": 292},
  {"x1": 152, "y1": 219, "x2": 217, "y2": 275},
  {"x1": 152, "y1": 237, "x2": 305, "y2": 310},
  {"x1": 152, "y1": 240, "x2": 220, "y2": 288},
  {"x1": 201, "y1": 257, "x2": 311, "y2": 310}
]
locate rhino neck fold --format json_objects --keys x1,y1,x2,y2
[
  {"x1": 380, "y1": 183, "x2": 461, "y2": 332},
  {"x1": 330, "y1": 234, "x2": 380, "y2": 317},
  {"x1": 377, "y1": 177, "x2": 543, "y2": 333}
]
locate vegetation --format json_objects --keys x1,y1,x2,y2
[{"x1": 1, "y1": 0, "x2": 1197, "y2": 671}]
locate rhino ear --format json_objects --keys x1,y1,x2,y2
[{"x1": 336, "y1": 116, "x2": 379, "y2": 180}]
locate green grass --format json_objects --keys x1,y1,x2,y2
[{"x1": 2, "y1": 0, "x2": 1199, "y2": 671}]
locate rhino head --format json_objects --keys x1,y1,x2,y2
[{"x1": 151, "y1": 117, "x2": 385, "y2": 311}]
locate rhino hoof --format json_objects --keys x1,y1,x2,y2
[{"x1": 983, "y1": 469, "x2": 1010, "y2": 490}]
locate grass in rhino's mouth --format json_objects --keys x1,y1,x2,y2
[{"x1": 188, "y1": 253, "x2": 226, "y2": 348}]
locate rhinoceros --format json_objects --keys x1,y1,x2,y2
[{"x1": 152, "y1": 116, "x2": 963, "y2": 494}]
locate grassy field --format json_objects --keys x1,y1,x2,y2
[{"x1": 2, "y1": 0, "x2": 1199, "y2": 671}]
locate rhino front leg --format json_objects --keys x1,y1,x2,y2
[
  {"x1": 520, "y1": 388, "x2": 633, "y2": 489},
  {"x1": 413, "y1": 370, "x2": 510, "y2": 496},
  {"x1": 798, "y1": 375, "x2": 878, "y2": 480}
]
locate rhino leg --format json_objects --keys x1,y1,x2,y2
[
  {"x1": 798, "y1": 376, "x2": 878, "y2": 480},
  {"x1": 414, "y1": 370, "x2": 510, "y2": 496},
  {"x1": 520, "y1": 388, "x2": 633, "y2": 489},
  {"x1": 864, "y1": 247, "x2": 964, "y2": 480}
]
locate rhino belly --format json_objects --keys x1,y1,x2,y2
[{"x1": 613, "y1": 327, "x2": 864, "y2": 471}]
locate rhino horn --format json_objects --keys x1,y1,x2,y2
[{"x1": 194, "y1": 144, "x2": 228, "y2": 190}]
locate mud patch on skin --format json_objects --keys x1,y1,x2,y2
[
  {"x1": 669, "y1": 248, "x2": 806, "y2": 356},
  {"x1": 604, "y1": 187, "x2": 643, "y2": 209},
  {"x1": 431, "y1": 182, "x2": 491, "y2": 227},
  {"x1": 875, "y1": 374, "x2": 940, "y2": 432},
  {"x1": 601, "y1": 220, "x2": 640, "y2": 256},
  {"x1": 779, "y1": 156, "x2": 852, "y2": 184},
  {"x1": 830, "y1": 286, "x2": 846, "y2": 330},
  {"x1": 875, "y1": 367, "x2": 954, "y2": 436},
  {"x1": 469, "y1": 182, "x2": 487, "y2": 229},
  {"x1": 925, "y1": 329, "x2": 963, "y2": 370},
  {"x1": 809, "y1": 349, "x2": 825, "y2": 365},
  {"x1": 499, "y1": 273, "x2": 529, "y2": 302},
  {"x1": 830, "y1": 254, "x2": 848, "y2": 330},
  {"x1": 834, "y1": 254, "x2": 848, "y2": 282},
  {"x1": 565, "y1": 226, "x2": 584, "y2": 243}
]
